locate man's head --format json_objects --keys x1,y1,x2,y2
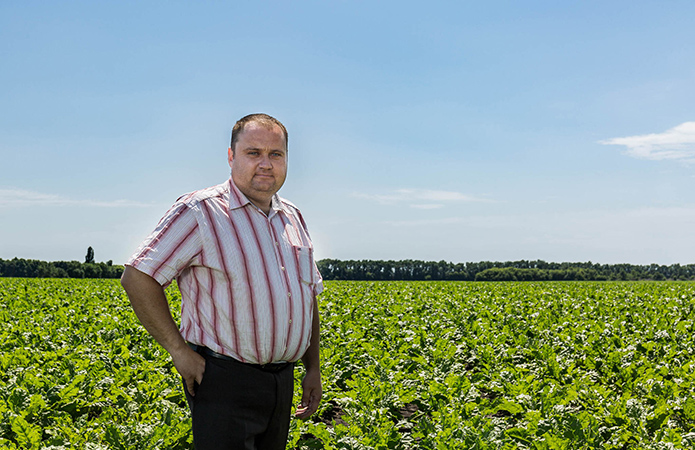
[
  {"x1": 230, "y1": 113, "x2": 288, "y2": 155},
  {"x1": 227, "y1": 113, "x2": 288, "y2": 214}
]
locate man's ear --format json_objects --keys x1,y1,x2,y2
[{"x1": 227, "y1": 147, "x2": 234, "y2": 168}]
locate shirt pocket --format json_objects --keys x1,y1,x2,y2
[{"x1": 293, "y1": 245, "x2": 315, "y2": 287}]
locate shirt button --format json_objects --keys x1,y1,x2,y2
[
  {"x1": 281, "y1": 266, "x2": 285, "y2": 271},
  {"x1": 287, "y1": 292, "x2": 292, "y2": 297},
  {"x1": 289, "y1": 319, "x2": 293, "y2": 324}
]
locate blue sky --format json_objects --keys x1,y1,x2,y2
[{"x1": 2, "y1": 1, "x2": 695, "y2": 265}]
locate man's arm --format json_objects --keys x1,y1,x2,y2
[
  {"x1": 120, "y1": 265, "x2": 205, "y2": 396},
  {"x1": 296, "y1": 294, "x2": 321, "y2": 419}
]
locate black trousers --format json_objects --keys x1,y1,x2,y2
[{"x1": 184, "y1": 351, "x2": 295, "y2": 450}]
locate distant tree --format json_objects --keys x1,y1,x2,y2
[
  {"x1": 58, "y1": 260, "x2": 85, "y2": 278},
  {"x1": 84, "y1": 263, "x2": 102, "y2": 278},
  {"x1": 85, "y1": 246, "x2": 95, "y2": 264}
]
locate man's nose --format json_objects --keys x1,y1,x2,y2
[{"x1": 259, "y1": 154, "x2": 272, "y2": 168}]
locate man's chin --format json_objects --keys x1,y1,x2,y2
[
  {"x1": 252, "y1": 176, "x2": 275, "y2": 185},
  {"x1": 249, "y1": 184, "x2": 280, "y2": 195}
]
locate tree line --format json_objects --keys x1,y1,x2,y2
[
  {"x1": 0, "y1": 257, "x2": 124, "y2": 279},
  {"x1": 3, "y1": 256, "x2": 694, "y2": 281},
  {"x1": 316, "y1": 259, "x2": 695, "y2": 281},
  {"x1": 0, "y1": 247, "x2": 122, "y2": 279}
]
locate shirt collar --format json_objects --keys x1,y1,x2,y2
[{"x1": 226, "y1": 177, "x2": 288, "y2": 217}]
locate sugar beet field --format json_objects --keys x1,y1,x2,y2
[{"x1": 2, "y1": 279, "x2": 695, "y2": 449}]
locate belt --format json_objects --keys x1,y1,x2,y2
[{"x1": 190, "y1": 344, "x2": 293, "y2": 373}]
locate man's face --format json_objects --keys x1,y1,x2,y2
[{"x1": 228, "y1": 122, "x2": 288, "y2": 210}]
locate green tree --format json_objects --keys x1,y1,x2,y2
[{"x1": 85, "y1": 246, "x2": 95, "y2": 264}]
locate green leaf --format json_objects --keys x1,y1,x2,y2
[
  {"x1": 103, "y1": 424, "x2": 127, "y2": 450},
  {"x1": 683, "y1": 397, "x2": 695, "y2": 422},
  {"x1": 646, "y1": 403, "x2": 671, "y2": 434},
  {"x1": 11, "y1": 415, "x2": 41, "y2": 449},
  {"x1": 538, "y1": 432, "x2": 569, "y2": 450},
  {"x1": 496, "y1": 400, "x2": 524, "y2": 416}
]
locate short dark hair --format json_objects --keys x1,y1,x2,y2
[{"x1": 230, "y1": 113, "x2": 288, "y2": 154}]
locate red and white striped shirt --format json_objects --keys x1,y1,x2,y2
[{"x1": 126, "y1": 178, "x2": 323, "y2": 365}]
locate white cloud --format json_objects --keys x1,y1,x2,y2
[
  {"x1": 353, "y1": 188, "x2": 490, "y2": 209},
  {"x1": 600, "y1": 121, "x2": 695, "y2": 161},
  {"x1": 0, "y1": 188, "x2": 152, "y2": 208}
]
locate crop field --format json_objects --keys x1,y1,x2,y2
[{"x1": 2, "y1": 279, "x2": 695, "y2": 449}]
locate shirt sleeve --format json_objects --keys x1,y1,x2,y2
[{"x1": 126, "y1": 200, "x2": 201, "y2": 287}]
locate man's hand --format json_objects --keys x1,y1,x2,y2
[
  {"x1": 171, "y1": 346, "x2": 206, "y2": 396},
  {"x1": 295, "y1": 367, "x2": 321, "y2": 419}
]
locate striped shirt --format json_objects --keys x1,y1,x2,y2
[{"x1": 126, "y1": 178, "x2": 323, "y2": 365}]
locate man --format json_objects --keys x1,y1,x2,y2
[{"x1": 121, "y1": 113, "x2": 322, "y2": 449}]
